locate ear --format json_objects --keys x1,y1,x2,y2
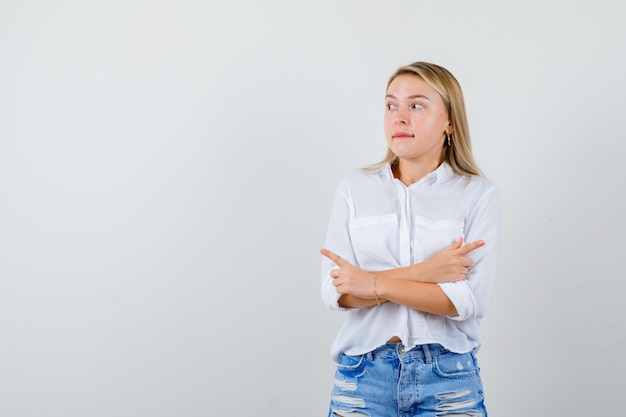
[{"x1": 445, "y1": 121, "x2": 454, "y2": 135}]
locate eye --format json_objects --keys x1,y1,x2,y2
[
  {"x1": 386, "y1": 102, "x2": 397, "y2": 111},
  {"x1": 411, "y1": 103, "x2": 424, "y2": 110}
]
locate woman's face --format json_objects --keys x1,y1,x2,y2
[{"x1": 384, "y1": 74, "x2": 452, "y2": 165}]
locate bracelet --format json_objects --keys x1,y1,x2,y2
[{"x1": 373, "y1": 274, "x2": 381, "y2": 305}]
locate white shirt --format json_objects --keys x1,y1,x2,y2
[{"x1": 321, "y1": 162, "x2": 500, "y2": 362}]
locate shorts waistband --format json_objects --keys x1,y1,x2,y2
[{"x1": 367, "y1": 343, "x2": 449, "y2": 364}]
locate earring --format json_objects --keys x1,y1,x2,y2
[{"x1": 446, "y1": 134, "x2": 452, "y2": 146}]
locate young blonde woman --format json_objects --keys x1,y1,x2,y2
[{"x1": 320, "y1": 61, "x2": 500, "y2": 417}]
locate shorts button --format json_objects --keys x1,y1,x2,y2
[{"x1": 399, "y1": 347, "x2": 405, "y2": 354}]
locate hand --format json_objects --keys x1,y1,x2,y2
[
  {"x1": 320, "y1": 248, "x2": 378, "y2": 299},
  {"x1": 417, "y1": 237, "x2": 484, "y2": 283}
]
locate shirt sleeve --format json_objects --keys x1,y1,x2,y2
[
  {"x1": 438, "y1": 182, "x2": 501, "y2": 321},
  {"x1": 320, "y1": 178, "x2": 355, "y2": 311}
]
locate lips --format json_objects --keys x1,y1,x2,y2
[{"x1": 393, "y1": 132, "x2": 414, "y2": 138}]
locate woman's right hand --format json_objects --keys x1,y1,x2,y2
[{"x1": 410, "y1": 237, "x2": 484, "y2": 283}]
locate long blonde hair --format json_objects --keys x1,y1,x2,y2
[{"x1": 368, "y1": 62, "x2": 482, "y2": 177}]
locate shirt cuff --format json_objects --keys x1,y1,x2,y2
[{"x1": 438, "y1": 280, "x2": 478, "y2": 321}]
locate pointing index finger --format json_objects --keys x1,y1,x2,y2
[
  {"x1": 457, "y1": 240, "x2": 485, "y2": 256},
  {"x1": 320, "y1": 248, "x2": 348, "y2": 267}
]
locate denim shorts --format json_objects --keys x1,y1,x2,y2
[{"x1": 328, "y1": 343, "x2": 487, "y2": 417}]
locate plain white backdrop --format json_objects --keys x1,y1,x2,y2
[{"x1": 1, "y1": 1, "x2": 624, "y2": 415}]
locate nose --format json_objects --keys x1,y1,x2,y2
[{"x1": 395, "y1": 107, "x2": 409, "y2": 124}]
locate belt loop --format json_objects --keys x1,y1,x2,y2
[
  {"x1": 422, "y1": 344, "x2": 432, "y2": 364},
  {"x1": 366, "y1": 351, "x2": 374, "y2": 361}
]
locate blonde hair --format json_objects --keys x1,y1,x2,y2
[{"x1": 368, "y1": 62, "x2": 482, "y2": 177}]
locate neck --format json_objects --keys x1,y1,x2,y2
[{"x1": 393, "y1": 158, "x2": 441, "y2": 186}]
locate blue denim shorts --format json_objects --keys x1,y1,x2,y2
[{"x1": 328, "y1": 343, "x2": 487, "y2": 417}]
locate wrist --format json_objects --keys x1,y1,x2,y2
[
  {"x1": 374, "y1": 274, "x2": 389, "y2": 299},
  {"x1": 411, "y1": 260, "x2": 436, "y2": 282},
  {"x1": 372, "y1": 274, "x2": 381, "y2": 305}
]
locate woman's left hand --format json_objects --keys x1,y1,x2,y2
[{"x1": 320, "y1": 248, "x2": 378, "y2": 299}]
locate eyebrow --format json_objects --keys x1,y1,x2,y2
[{"x1": 385, "y1": 94, "x2": 431, "y2": 101}]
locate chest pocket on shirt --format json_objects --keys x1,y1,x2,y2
[
  {"x1": 413, "y1": 215, "x2": 464, "y2": 261},
  {"x1": 349, "y1": 214, "x2": 397, "y2": 267}
]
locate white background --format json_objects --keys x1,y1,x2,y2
[{"x1": 1, "y1": 1, "x2": 624, "y2": 416}]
